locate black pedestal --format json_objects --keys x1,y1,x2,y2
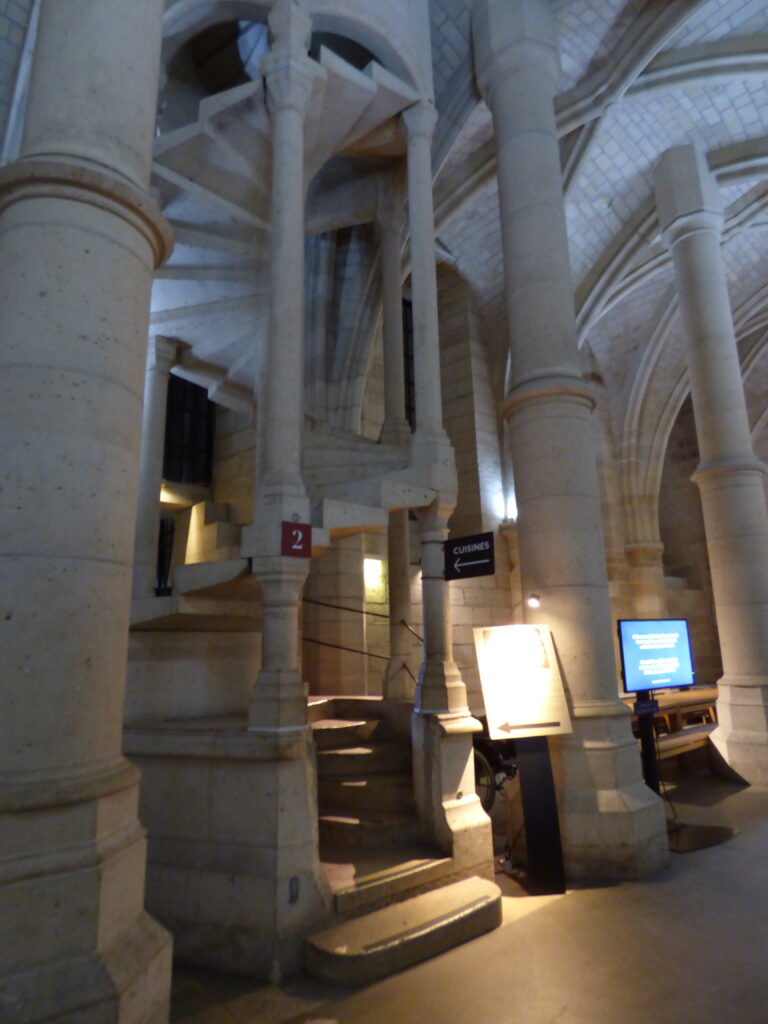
[{"x1": 516, "y1": 735, "x2": 565, "y2": 895}]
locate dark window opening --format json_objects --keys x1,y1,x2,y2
[
  {"x1": 402, "y1": 298, "x2": 415, "y2": 430},
  {"x1": 163, "y1": 375, "x2": 215, "y2": 486},
  {"x1": 155, "y1": 515, "x2": 175, "y2": 596}
]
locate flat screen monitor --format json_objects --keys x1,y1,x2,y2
[{"x1": 617, "y1": 618, "x2": 695, "y2": 694}]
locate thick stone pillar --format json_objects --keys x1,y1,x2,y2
[
  {"x1": 655, "y1": 144, "x2": 768, "y2": 783},
  {"x1": 473, "y1": 0, "x2": 667, "y2": 878},
  {"x1": 400, "y1": 103, "x2": 490, "y2": 875},
  {"x1": 0, "y1": 0, "x2": 173, "y2": 1019},
  {"x1": 133, "y1": 335, "x2": 178, "y2": 598},
  {"x1": 384, "y1": 509, "x2": 416, "y2": 700},
  {"x1": 377, "y1": 181, "x2": 411, "y2": 447}
]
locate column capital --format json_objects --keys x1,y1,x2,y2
[
  {"x1": 147, "y1": 334, "x2": 178, "y2": 374},
  {"x1": 263, "y1": 0, "x2": 319, "y2": 117},
  {"x1": 263, "y1": 51, "x2": 320, "y2": 117},
  {"x1": 472, "y1": 0, "x2": 560, "y2": 104},
  {"x1": 655, "y1": 144, "x2": 724, "y2": 248},
  {"x1": 401, "y1": 100, "x2": 437, "y2": 144}
]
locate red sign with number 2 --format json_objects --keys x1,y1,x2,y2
[{"x1": 281, "y1": 521, "x2": 312, "y2": 557}]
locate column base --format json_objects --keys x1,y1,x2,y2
[
  {"x1": 1, "y1": 912, "x2": 171, "y2": 1024},
  {"x1": 125, "y1": 719, "x2": 331, "y2": 981},
  {"x1": 0, "y1": 767, "x2": 172, "y2": 1022},
  {"x1": 710, "y1": 676, "x2": 768, "y2": 785},
  {"x1": 415, "y1": 660, "x2": 469, "y2": 715},
  {"x1": 552, "y1": 702, "x2": 668, "y2": 880},
  {"x1": 411, "y1": 711, "x2": 493, "y2": 878},
  {"x1": 248, "y1": 667, "x2": 308, "y2": 732}
]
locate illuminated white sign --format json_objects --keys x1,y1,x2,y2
[{"x1": 473, "y1": 625, "x2": 572, "y2": 740}]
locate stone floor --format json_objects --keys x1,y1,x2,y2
[{"x1": 170, "y1": 755, "x2": 768, "y2": 1023}]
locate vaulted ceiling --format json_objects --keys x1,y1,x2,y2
[{"x1": 430, "y1": 0, "x2": 768, "y2": 501}]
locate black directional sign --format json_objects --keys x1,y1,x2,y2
[{"x1": 444, "y1": 531, "x2": 495, "y2": 581}]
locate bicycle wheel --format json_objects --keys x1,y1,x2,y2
[{"x1": 474, "y1": 749, "x2": 495, "y2": 812}]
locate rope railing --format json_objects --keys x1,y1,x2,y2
[
  {"x1": 303, "y1": 597, "x2": 390, "y2": 619},
  {"x1": 401, "y1": 620, "x2": 423, "y2": 643},
  {"x1": 303, "y1": 637, "x2": 390, "y2": 661}
]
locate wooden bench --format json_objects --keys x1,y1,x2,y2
[
  {"x1": 624, "y1": 686, "x2": 718, "y2": 767},
  {"x1": 656, "y1": 722, "x2": 716, "y2": 760}
]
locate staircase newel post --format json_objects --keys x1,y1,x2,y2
[
  {"x1": 399, "y1": 102, "x2": 492, "y2": 876},
  {"x1": 377, "y1": 172, "x2": 411, "y2": 448},
  {"x1": 242, "y1": 0, "x2": 321, "y2": 729},
  {"x1": 237, "y1": 0, "x2": 330, "y2": 978},
  {"x1": 384, "y1": 508, "x2": 416, "y2": 701}
]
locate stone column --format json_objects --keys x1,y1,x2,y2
[
  {"x1": 401, "y1": 100, "x2": 464, "y2": 711},
  {"x1": 655, "y1": 144, "x2": 768, "y2": 783},
  {"x1": 402, "y1": 102, "x2": 450, "y2": 450},
  {"x1": 473, "y1": 0, "x2": 667, "y2": 879},
  {"x1": 226, "y1": 0, "x2": 329, "y2": 978},
  {"x1": 0, "y1": 0, "x2": 173, "y2": 1019},
  {"x1": 133, "y1": 335, "x2": 178, "y2": 598},
  {"x1": 377, "y1": 180, "x2": 415, "y2": 700},
  {"x1": 242, "y1": 0, "x2": 323, "y2": 733},
  {"x1": 384, "y1": 509, "x2": 415, "y2": 700},
  {"x1": 400, "y1": 103, "x2": 490, "y2": 875},
  {"x1": 377, "y1": 180, "x2": 411, "y2": 447}
]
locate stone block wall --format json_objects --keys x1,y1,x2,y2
[
  {"x1": 212, "y1": 407, "x2": 257, "y2": 526},
  {"x1": 126, "y1": 632, "x2": 259, "y2": 723}
]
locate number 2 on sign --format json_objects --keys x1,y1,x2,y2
[{"x1": 281, "y1": 521, "x2": 311, "y2": 557}]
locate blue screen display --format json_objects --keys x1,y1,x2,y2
[{"x1": 618, "y1": 619, "x2": 695, "y2": 693}]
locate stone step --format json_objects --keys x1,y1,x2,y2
[
  {"x1": 320, "y1": 848, "x2": 453, "y2": 919},
  {"x1": 202, "y1": 519, "x2": 241, "y2": 548},
  {"x1": 314, "y1": 497, "x2": 389, "y2": 535},
  {"x1": 317, "y1": 742, "x2": 412, "y2": 777},
  {"x1": 173, "y1": 558, "x2": 254, "y2": 598},
  {"x1": 321, "y1": 475, "x2": 434, "y2": 512},
  {"x1": 130, "y1": 594, "x2": 260, "y2": 632},
  {"x1": 305, "y1": 876, "x2": 502, "y2": 985},
  {"x1": 310, "y1": 718, "x2": 379, "y2": 750},
  {"x1": 318, "y1": 772, "x2": 415, "y2": 814},
  {"x1": 318, "y1": 810, "x2": 418, "y2": 849}
]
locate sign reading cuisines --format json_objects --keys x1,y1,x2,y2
[{"x1": 444, "y1": 531, "x2": 495, "y2": 581}]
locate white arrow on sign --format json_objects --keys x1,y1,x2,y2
[{"x1": 454, "y1": 556, "x2": 490, "y2": 573}]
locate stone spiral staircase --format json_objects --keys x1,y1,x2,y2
[
  {"x1": 138, "y1": 39, "x2": 436, "y2": 629},
  {"x1": 130, "y1": 39, "x2": 502, "y2": 981},
  {"x1": 307, "y1": 697, "x2": 501, "y2": 984},
  {"x1": 150, "y1": 45, "x2": 419, "y2": 399}
]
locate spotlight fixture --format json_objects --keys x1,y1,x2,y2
[{"x1": 527, "y1": 593, "x2": 541, "y2": 609}]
